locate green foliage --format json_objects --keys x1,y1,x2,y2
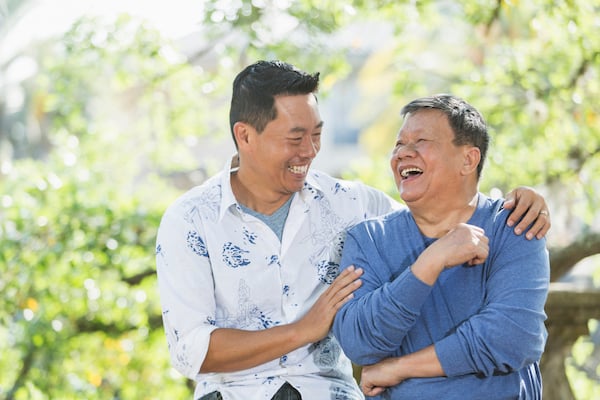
[
  {"x1": 567, "y1": 320, "x2": 600, "y2": 400},
  {"x1": 345, "y1": 1, "x2": 600, "y2": 211},
  {"x1": 2, "y1": 0, "x2": 600, "y2": 397},
  {"x1": 30, "y1": 14, "x2": 228, "y2": 174},
  {"x1": 200, "y1": 0, "x2": 356, "y2": 90},
  {"x1": 1, "y1": 14, "x2": 198, "y2": 399},
  {"x1": 0, "y1": 140, "x2": 188, "y2": 398}
]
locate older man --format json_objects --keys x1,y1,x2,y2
[{"x1": 333, "y1": 94, "x2": 550, "y2": 399}]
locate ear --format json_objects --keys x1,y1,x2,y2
[
  {"x1": 233, "y1": 122, "x2": 252, "y2": 149},
  {"x1": 461, "y1": 146, "x2": 481, "y2": 176}
]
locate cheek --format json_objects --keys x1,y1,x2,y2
[
  {"x1": 390, "y1": 157, "x2": 402, "y2": 181},
  {"x1": 312, "y1": 137, "x2": 321, "y2": 153},
  {"x1": 390, "y1": 152, "x2": 398, "y2": 170}
]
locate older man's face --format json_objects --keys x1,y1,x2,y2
[{"x1": 390, "y1": 109, "x2": 471, "y2": 207}]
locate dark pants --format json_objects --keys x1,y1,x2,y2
[{"x1": 199, "y1": 382, "x2": 301, "y2": 400}]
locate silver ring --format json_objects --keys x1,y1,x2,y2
[{"x1": 539, "y1": 210, "x2": 549, "y2": 216}]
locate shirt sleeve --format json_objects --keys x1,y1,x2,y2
[
  {"x1": 155, "y1": 203, "x2": 218, "y2": 380},
  {"x1": 435, "y1": 221, "x2": 550, "y2": 377},
  {"x1": 333, "y1": 224, "x2": 432, "y2": 365},
  {"x1": 362, "y1": 183, "x2": 404, "y2": 217}
]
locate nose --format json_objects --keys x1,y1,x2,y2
[
  {"x1": 392, "y1": 142, "x2": 416, "y2": 160},
  {"x1": 300, "y1": 134, "x2": 318, "y2": 158}
]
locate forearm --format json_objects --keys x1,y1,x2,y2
[
  {"x1": 202, "y1": 265, "x2": 365, "y2": 373},
  {"x1": 201, "y1": 324, "x2": 308, "y2": 373},
  {"x1": 397, "y1": 345, "x2": 445, "y2": 379},
  {"x1": 333, "y1": 271, "x2": 432, "y2": 364},
  {"x1": 360, "y1": 345, "x2": 445, "y2": 396},
  {"x1": 435, "y1": 304, "x2": 548, "y2": 377}
]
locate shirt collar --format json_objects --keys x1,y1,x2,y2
[
  {"x1": 218, "y1": 154, "x2": 326, "y2": 220},
  {"x1": 218, "y1": 154, "x2": 241, "y2": 221},
  {"x1": 298, "y1": 170, "x2": 325, "y2": 202}
]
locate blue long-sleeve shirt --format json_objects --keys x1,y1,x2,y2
[{"x1": 333, "y1": 194, "x2": 550, "y2": 399}]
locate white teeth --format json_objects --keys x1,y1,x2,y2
[
  {"x1": 288, "y1": 165, "x2": 308, "y2": 174},
  {"x1": 400, "y1": 167, "x2": 423, "y2": 178}
]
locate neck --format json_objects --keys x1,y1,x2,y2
[
  {"x1": 410, "y1": 192, "x2": 479, "y2": 238},
  {"x1": 230, "y1": 170, "x2": 293, "y2": 215}
]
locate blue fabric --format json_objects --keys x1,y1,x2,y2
[
  {"x1": 239, "y1": 194, "x2": 295, "y2": 241},
  {"x1": 333, "y1": 194, "x2": 549, "y2": 399}
]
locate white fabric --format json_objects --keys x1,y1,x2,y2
[{"x1": 156, "y1": 160, "x2": 399, "y2": 399}]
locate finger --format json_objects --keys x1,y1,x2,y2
[
  {"x1": 470, "y1": 224, "x2": 485, "y2": 234},
  {"x1": 510, "y1": 202, "x2": 540, "y2": 235},
  {"x1": 338, "y1": 264, "x2": 355, "y2": 278},
  {"x1": 507, "y1": 198, "x2": 539, "y2": 232},
  {"x1": 335, "y1": 265, "x2": 363, "y2": 283},
  {"x1": 468, "y1": 255, "x2": 487, "y2": 266},
  {"x1": 333, "y1": 267, "x2": 363, "y2": 291},
  {"x1": 535, "y1": 213, "x2": 551, "y2": 239},
  {"x1": 468, "y1": 240, "x2": 489, "y2": 265},
  {"x1": 360, "y1": 382, "x2": 374, "y2": 396},
  {"x1": 473, "y1": 231, "x2": 490, "y2": 246},
  {"x1": 332, "y1": 279, "x2": 362, "y2": 309},
  {"x1": 524, "y1": 211, "x2": 551, "y2": 240},
  {"x1": 479, "y1": 233, "x2": 490, "y2": 247},
  {"x1": 327, "y1": 266, "x2": 360, "y2": 291},
  {"x1": 325, "y1": 269, "x2": 363, "y2": 304},
  {"x1": 513, "y1": 204, "x2": 546, "y2": 238},
  {"x1": 468, "y1": 248, "x2": 488, "y2": 266},
  {"x1": 362, "y1": 385, "x2": 386, "y2": 397}
]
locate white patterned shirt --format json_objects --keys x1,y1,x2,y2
[{"x1": 155, "y1": 160, "x2": 399, "y2": 399}]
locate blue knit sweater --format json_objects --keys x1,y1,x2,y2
[{"x1": 333, "y1": 194, "x2": 550, "y2": 399}]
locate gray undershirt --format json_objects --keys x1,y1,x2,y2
[{"x1": 239, "y1": 194, "x2": 295, "y2": 241}]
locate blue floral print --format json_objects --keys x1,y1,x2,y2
[
  {"x1": 187, "y1": 230, "x2": 209, "y2": 257},
  {"x1": 222, "y1": 242, "x2": 250, "y2": 268},
  {"x1": 317, "y1": 260, "x2": 340, "y2": 285}
]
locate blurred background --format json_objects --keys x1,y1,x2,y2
[{"x1": 1, "y1": 0, "x2": 599, "y2": 399}]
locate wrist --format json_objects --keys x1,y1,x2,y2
[
  {"x1": 411, "y1": 251, "x2": 444, "y2": 285},
  {"x1": 393, "y1": 356, "x2": 411, "y2": 382}
]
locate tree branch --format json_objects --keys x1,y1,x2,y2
[
  {"x1": 549, "y1": 231, "x2": 600, "y2": 281},
  {"x1": 6, "y1": 345, "x2": 35, "y2": 400},
  {"x1": 75, "y1": 313, "x2": 163, "y2": 335},
  {"x1": 567, "y1": 51, "x2": 600, "y2": 89},
  {"x1": 484, "y1": 0, "x2": 503, "y2": 35},
  {"x1": 123, "y1": 270, "x2": 155, "y2": 286}
]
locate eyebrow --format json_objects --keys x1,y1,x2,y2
[{"x1": 289, "y1": 121, "x2": 324, "y2": 133}]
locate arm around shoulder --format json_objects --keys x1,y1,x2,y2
[{"x1": 435, "y1": 230, "x2": 550, "y2": 377}]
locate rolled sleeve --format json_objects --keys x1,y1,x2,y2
[{"x1": 156, "y1": 205, "x2": 218, "y2": 379}]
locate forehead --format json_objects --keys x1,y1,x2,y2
[
  {"x1": 269, "y1": 94, "x2": 321, "y2": 133},
  {"x1": 274, "y1": 93, "x2": 319, "y2": 114},
  {"x1": 397, "y1": 109, "x2": 452, "y2": 138}
]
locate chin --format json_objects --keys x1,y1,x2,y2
[
  {"x1": 286, "y1": 183, "x2": 305, "y2": 194},
  {"x1": 399, "y1": 191, "x2": 416, "y2": 203}
]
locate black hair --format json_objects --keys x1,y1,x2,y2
[{"x1": 229, "y1": 60, "x2": 320, "y2": 148}]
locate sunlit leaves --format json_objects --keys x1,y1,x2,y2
[
  {"x1": 0, "y1": 143, "x2": 182, "y2": 397},
  {"x1": 1, "y1": 0, "x2": 600, "y2": 398}
]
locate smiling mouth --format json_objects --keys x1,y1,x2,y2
[
  {"x1": 400, "y1": 167, "x2": 423, "y2": 179},
  {"x1": 288, "y1": 165, "x2": 309, "y2": 174}
]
